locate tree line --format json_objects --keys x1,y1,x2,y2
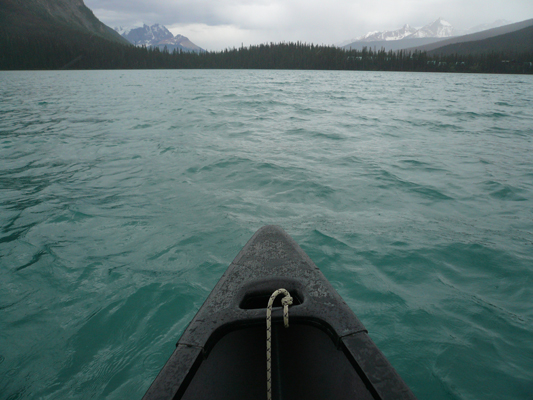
[{"x1": 1, "y1": 28, "x2": 532, "y2": 74}]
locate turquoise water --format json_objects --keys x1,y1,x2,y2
[{"x1": 1, "y1": 70, "x2": 532, "y2": 400}]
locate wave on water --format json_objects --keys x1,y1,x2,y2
[{"x1": 1, "y1": 70, "x2": 532, "y2": 400}]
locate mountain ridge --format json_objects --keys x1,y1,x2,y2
[
  {"x1": 426, "y1": 24, "x2": 533, "y2": 55},
  {"x1": 340, "y1": 18, "x2": 530, "y2": 53},
  {"x1": 0, "y1": 0, "x2": 128, "y2": 44},
  {"x1": 407, "y1": 18, "x2": 533, "y2": 53},
  {"x1": 341, "y1": 18, "x2": 456, "y2": 45},
  {"x1": 409, "y1": 18, "x2": 454, "y2": 38},
  {"x1": 115, "y1": 23, "x2": 204, "y2": 53},
  {"x1": 339, "y1": 18, "x2": 513, "y2": 50}
]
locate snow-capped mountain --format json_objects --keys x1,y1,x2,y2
[
  {"x1": 358, "y1": 24, "x2": 417, "y2": 42},
  {"x1": 115, "y1": 23, "x2": 204, "y2": 52},
  {"x1": 357, "y1": 18, "x2": 454, "y2": 42},
  {"x1": 116, "y1": 24, "x2": 174, "y2": 46},
  {"x1": 338, "y1": 18, "x2": 454, "y2": 46},
  {"x1": 157, "y1": 34, "x2": 204, "y2": 53},
  {"x1": 408, "y1": 18, "x2": 455, "y2": 38},
  {"x1": 341, "y1": 18, "x2": 515, "y2": 47},
  {"x1": 114, "y1": 26, "x2": 134, "y2": 37}
]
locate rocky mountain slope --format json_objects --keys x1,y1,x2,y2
[{"x1": 0, "y1": 0, "x2": 127, "y2": 44}]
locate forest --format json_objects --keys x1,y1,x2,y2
[{"x1": 1, "y1": 28, "x2": 532, "y2": 74}]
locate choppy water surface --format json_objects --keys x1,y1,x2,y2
[{"x1": 1, "y1": 70, "x2": 532, "y2": 400}]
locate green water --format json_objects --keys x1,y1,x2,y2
[{"x1": 1, "y1": 70, "x2": 532, "y2": 399}]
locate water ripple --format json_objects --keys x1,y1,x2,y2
[{"x1": 1, "y1": 70, "x2": 532, "y2": 400}]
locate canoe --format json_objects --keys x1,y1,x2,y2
[{"x1": 142, "y1": 225, "x2": 417, "y2": 400}]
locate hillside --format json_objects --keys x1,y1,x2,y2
[
  {"x1": 0, "y1": 0, "x2": 128, "y2": 44},
  {"x1": 428, "y1": 25, "x2": 533, "y2": 56},
  {"x1": 343, "y1": 37, "x2": 447, "y2": 52},
  {"x1": 409, "y1": 18, "x2": 533, "y2": 53}
]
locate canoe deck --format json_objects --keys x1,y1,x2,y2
[{"x1": 142, "y1": 225, "x2": 417, "y2": 400}]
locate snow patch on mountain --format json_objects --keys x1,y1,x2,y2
[
  {"x1": 114, "y1": 23, "x2": 203, "y2": 52},
  {"x1": 114, "y1": 26, "x2": 132, "y2": 36},
  {"x1": 408, "y1": 18, "x2": 455, "y2": 38},
  {"x1": 361, "y1": 24, "x2": 418, "y2": 41},
  {"x1": 342, "y1": 18, "x2": 453, "y2": 44}
]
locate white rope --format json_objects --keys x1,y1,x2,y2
[{"x1": 266, "y1": 288, "x2": 293, "y2": 400}]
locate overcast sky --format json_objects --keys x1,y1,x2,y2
[{"x1": 85, "y1": 0, "x2": 533, "y2": 51}]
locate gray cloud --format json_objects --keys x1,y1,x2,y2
[{"x1": 85, "y1": 0, "x2": 533, "y2": 50}]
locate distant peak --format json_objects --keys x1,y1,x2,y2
[
  {"x1": 433, "y1": 17, "x2": 452, "y2": 26},
  {"x1": 344, "y1": 17, "x2": 456, "y2": 44},
  {"x1": 116, "y1": 23, "x2": 203, "y2": 52}
]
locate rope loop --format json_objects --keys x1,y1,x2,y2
[{"x1": 266, "y1": 288, "x2": 292, "y2": 400}]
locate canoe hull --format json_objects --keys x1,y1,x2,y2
[{"x1": 142, "y1": 225, "x2": 417, "y2": 400}]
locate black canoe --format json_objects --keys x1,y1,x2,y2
[{"x1": 142, "y1": 225, "x2": 417, "y2": 400}]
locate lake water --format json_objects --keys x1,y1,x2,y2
[{"x1": 1, "y1": 70, "x2": 532, "y2": 400}]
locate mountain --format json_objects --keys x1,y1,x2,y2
[
  {"x1": 116, "y1": 24, "x2": 204, "y2": 53},
  {"x1": 339, "y1": 18, "x2": 521, "y2": 52},
  {"x1": 354, "y1": 24, "x2": 417, "y2": 42},
  {"x1": 0, "y1": 0, "x2": 128, "y2": 44},
  {"x1": 426, "y1": 24, "x2": 533, "y2": 56},
  {"x1": 457, "y1": 19, "x2": 511, "y2": 36},
  {"x1": 408, "y1": 18, "x2": 454, "y2": 38},
  {"x1": 341, "y1": 18, "x2": 456, "y2": 51},
  {"x1": 409, "y1": 18, "x2": 533, "y2": 53},
  {"x1": 342, "y1": 18, "x2": 454, "y2": 44},
  {"x1": 0, "y1": 0, "x2": 137, "y2": 69},
  {"x1": 117, "y1": 24, "x2": 173, "y2": 46}
]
